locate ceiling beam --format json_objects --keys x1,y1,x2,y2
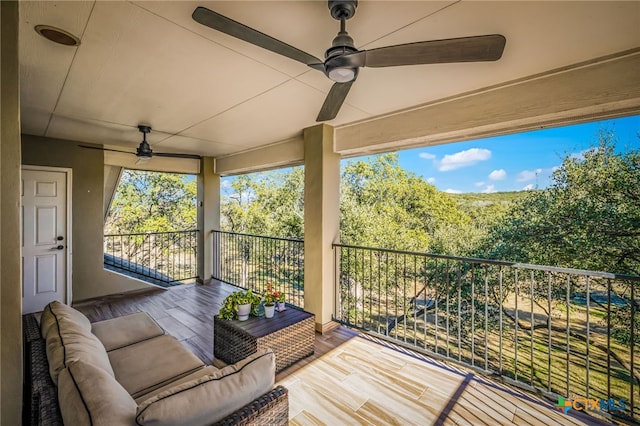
[
  {"x1": 215, "y1": 135, "x2": 304, "y2": 176},
  {"x1": 335, "y1": 49, "x2": 640, "y2": 156}
]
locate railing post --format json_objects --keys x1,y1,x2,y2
[
  {"x1": 211, "y1": 230, "x2": 220, "y2": 280},
  {"x1": 333, "y1": 244, "x2": 341, "y2": 321}
]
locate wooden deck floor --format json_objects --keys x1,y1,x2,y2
[{"x1": 74, "y1": 281, "x2": 614, "y2": 426}]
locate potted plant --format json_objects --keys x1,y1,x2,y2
[
  {"x1": 263, "y1": 284, "x2": 276, "y2": 318},
  {"x1": 218, "y1": 289, "x2": 262, "y2": 321},
  {"x1": 275, "y1": 290, "x2": 286, "y2": 312}
]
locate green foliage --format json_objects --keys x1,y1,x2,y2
[
  {"x1": 341, "y1": 153, "x2": 472, "y2": 253},
  {"x1": 483, "y1": 131, "x2": 640, "y2": 275},
  {"x1": 217, "y1": 289, "x2": 262, "y2": 320},
  {"x1": 106, "y1": 170, "x2": 196, "y2": 233},
  {"x1": 221, "y1": 168, "x2": 304, "y2": 238},
  {"x1": 220, "y1": 130, "x2": 639, "y2": 277}
]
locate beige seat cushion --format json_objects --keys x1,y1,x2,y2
[
  {"x1": 136, "y1": 349, "x2": 276, "y2": 426},
  {"x1": 108, "y1": 334, "x2": 204, "y2": 398},
  {"x1": 58, "y1": 360, "x2": 136, "y2": 426},
  {"x1": 40, "y1": 300, "x2": 91, "y2": 339},
  {"x1": 45, "y1": 315, "x2": 114, "y2": 385},
  {"x1": 92, "y1": 312, "x2": 165, "y2": 351},
  {"x1": 134, "y1": 366, "x2": 220, "y2": 404}
]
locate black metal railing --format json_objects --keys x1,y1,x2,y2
[
  {"x1": 333, "y1": 243, "x2": 640, "y2": 421},
  {"x1": 104, "y1": 230, "x2": 198, "y2": 284},
  {"x1": 212, "y1": 230, "x2": 304, "y2": 308}
]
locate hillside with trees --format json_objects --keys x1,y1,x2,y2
[
  {"x1": 104, "y1": 130, "x2": 638, "y2": 276},
  {"x1": 219, "y1": 130, "x2": 638, "y2": 275},
  {"x1": 482, "y1": 131, "x2": 639, "y2": 275}
]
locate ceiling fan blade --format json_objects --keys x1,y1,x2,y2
[
  {"x1": 352, "y1": 34, "x2": 506, "y2": 68},
  {"x1": 316, "y1": 81, "x2": 354, "y2": 122},
  {"x1": 154, "y1": 152, "x2": 202, "y2": 160},
  {"x1": 78, "y1": 145, "x2": 134, "y2": 155},
  {"x1": 192, "y1": 6, "x2": 322, "y2": 66}
]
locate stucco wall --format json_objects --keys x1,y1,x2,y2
[
  {"x1": 22, "y1": 134, "x2": 152, "y2": 301},
  {"x1": 1, "y1": 1, "x2": 23, "y2": 423}
]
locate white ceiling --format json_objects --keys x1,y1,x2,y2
[{"x1": 19, "y1": 1, "x2": 640, "y2": 158}]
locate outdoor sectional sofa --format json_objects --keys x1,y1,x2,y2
[{"x1": 23, "y1": 301, "x2": 288, "y2": 425}]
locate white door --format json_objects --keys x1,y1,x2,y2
[{"x1": 22, "y1": 168, "x2": 70, "y2": 313}]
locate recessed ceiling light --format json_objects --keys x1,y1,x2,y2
[{"x1": 34, "y1": 25, "x2": 80, "y2": 47}]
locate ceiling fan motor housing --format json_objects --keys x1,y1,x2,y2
[
  {"x1": 136, "y1": 125, "x2": 153, "y2": 158},
  {"x1": 325, "y1": 0, "x2": 359, "y2": 82},
  {"x1": 136, "y1": 141, "x2": 153, "y2": 158}
]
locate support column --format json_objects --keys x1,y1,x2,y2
[
  {"x1": 197, "y1": 157, "x2": 220, "y2": 283},
  {"x1": 303, "y1": 124, "x2": 340, "y2": 333},
  {"x1": 1, "y1": 1, "x2": 23, "y2": 423}
]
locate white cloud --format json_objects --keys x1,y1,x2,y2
[
  {"x1": 444, "y1": 188, "x2": 462, "y2": 194},
  {"x1": 475, "y1": 181, "x2": 485, "y2": 187},
  {"x1": 521, "y1": 184, "x2": 535, "y2": 191},
  {"x1": 419, "y1": 152, "x2": 436, "y2": 160},
  {"x1": 481, "y1": 184, "x2": 496, "y2": 194},
  {"x1": 426, "y1": 177, "x2": 436, "y2": 184},
  {"x1": 570, "y1": 147, "x2": 599, "y2": 160},
  {"x1": 439, "y1": 148, "x2": 491, "y2": 171},
  {"x1": 517, "y1": 168, "x2": 543, "y2": 182},
  {"x1": 488, "y1": 169, "x2": 507, "y2": 181}
]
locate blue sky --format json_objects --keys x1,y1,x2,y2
[
  {"x1": 391, "y1": 115, "x2": 639, "y2": 193},
  {"x1": 222, "y1": 115, "x2": 639, "y2": 195}
]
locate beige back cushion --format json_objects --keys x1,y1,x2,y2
[
  {"x1": 40, "y1": 300, "x2": 91, "y2": 339},
  {"x1": 58, "y1": 360, "x2": 136, "y2": 426},
  {"x1": 46, "y1": 315, "x2": 114, "y2": 385},
  {"x1": 91, "y1": 312, "x2": 165, "y2": 352},
  {"x1": 136, "y1": 349, "x2": 276, "y2": 426}
]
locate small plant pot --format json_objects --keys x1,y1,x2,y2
[
  {"x1": 264, "y1": 304, "x2": 275, "y2": 318},
  {"x1": 276, "y1": 301, "x2": 286, "y2": 312},
  {"x1": 237, "y1": 303, "x2": 251, "y2": 321}
]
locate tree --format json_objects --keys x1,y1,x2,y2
[
  {"x1": 105, "y1": 170, "x2": 197, "y2": 234},
  {"x1": 341, "y1": 153, "x2": 472, "y2": 253},
  {"x1": 104, "y1": 170, "x2": 198, "y2": 280},
  {"x1": 221, "y1": 168, "x2": 304, "y2": 238},
  {"x1": 484, "y1": 131, "x2": 640, "y2": 275},
  {"x1": 480, "y1": 131, "x2": 640, "y2": 350}
]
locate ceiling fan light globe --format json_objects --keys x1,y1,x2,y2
[{"x1": 328, "y1": 67, "x2": 356, "y2": 83}]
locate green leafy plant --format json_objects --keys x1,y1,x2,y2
[{"x1": 218, "y1": 289, "x2": 262, "y2": 320}]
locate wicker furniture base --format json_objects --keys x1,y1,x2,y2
[
  {"x1": 23, "y1": 314, "x2": 64, "y2": 426},
  {"x1": 214, "y1": 307, "x2": 315, "y2": 372}
]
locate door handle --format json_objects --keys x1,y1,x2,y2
[{"x1": 52, "y1": 245, "x2": 64, "y2": 250}]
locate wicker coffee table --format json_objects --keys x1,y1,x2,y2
[{"x1": 214, "y1": 306, "x2": 315, "y2": 372}]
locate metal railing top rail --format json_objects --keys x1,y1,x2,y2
[
  {"x1": 105, "y1": 229, "x2": 199, "y2": 238},
  {"x1": 213, "y1": 229, "x2": 304, "y2": 244},
  {"x1": 333, "y1": 242, "x2": 640, "y2": 281}
]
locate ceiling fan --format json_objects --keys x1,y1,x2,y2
[
  {"x1": 192, "y1": 0, "x2": 506, "y2": 122},
  {"x1": 79, "y1": 125, "x2": 202, "y2": 162}
]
